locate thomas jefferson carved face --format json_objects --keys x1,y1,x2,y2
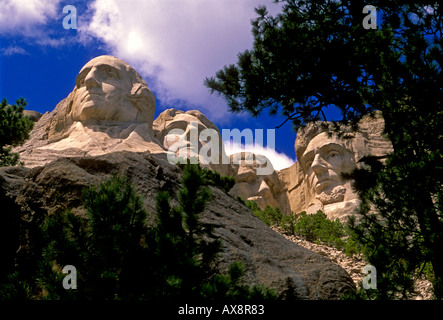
[
  {"x1": 161, "y1": 113, "x2": 209, "y2": 154},
  {"x1": 71, "y1": 55, "x2": 155, "y2": 125},
  {"x1": 155, "y1": 110, "x2": 224, "y2": 164},
  {"x1": 300, "y1": 132, "x2": 356, "y2": 205}
]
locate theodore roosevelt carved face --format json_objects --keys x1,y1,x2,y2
[
  {"x1": 71, "y1": 55, "x2": 155, "y2": 125},
  {"x1": 227, "y1": 152, "x2": 289, "y2": 212}
]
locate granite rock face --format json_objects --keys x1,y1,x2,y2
[
  {"x1": 14, "y1": 55, "x2": 289, "y2": 214},
  {"x1": 4, "y1": 55, "x2": 397, "y2": 298},
  {"x1": 153, "y1": 109, "x2": 289, "y2": 212},
  {"x1": 279, "y1": 112, "x2": 393, "y2": 221},
  {"x1": 14, "y1": 55, "x2": 393, "y2": 222},
  {"x1": 227, "y1": 152, "x2": 290, "y2": 215},
  {"x1": 153, "y1": 108, "x2": 231, "y2": 176},
  {"x1": 0, "y1": 151, "x2": 355, "y2": 299},
  {"x1": 23, "y1": 110, "x2": 42, "y2": 122},
  {"x1": 14, "y1": 55, "x2": 165, "y2": 168}
]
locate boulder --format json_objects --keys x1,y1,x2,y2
[
  {"x1": 23, "y1": 110, "x2": 42, "y2": 122},
  {"x1": 0, "y1": 151, "x2": 355, "y2": 299}
]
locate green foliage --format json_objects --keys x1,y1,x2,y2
[
  {"x1": 201, "y1": 168, "x2": 235, "y2": 193},
  {"x1": 205, "y1": 1, "x2": 441, "y2": 130},
  {"x1": 0, "y1": 272, "x2": 31, "y2": 301},
  {"x1": 419, "y1": 262, "x2": 436, "y2": 285},
  {"x1": 293, "y1": 211, "x2": 363, "y2": 257},
  {"x1": 151, "y1": 164, "x2": 273, "y2": 300},
  {"x1": 39, "y1": 175, "x2": 151, "y2": 300},
  {"x1": 202, "y1": 261, "x2": 276, "y2": 301},
  {"x1": 2, "y1": 164, "x2": 275, "y2": 301},
  {"x1": 293, "y1": 211, "x2": 344, "y2": 243},
  {"x1": 36, "y1": 167, "x2": 220, "y2": 300},
  {"x1": 205, "y1": 1, "x2": 381, "y2": 128},
  {"x1": 349, "y1": 159, "x2": 443, "y2": 300},
  {"x1": 280, "y1": 212, "x2": 297, "y2": 236},
  {"x1": 246, "y1": 200, "x2": 282, "y2": 226},
  {"x1": 177, "y1": 161, "x2": 236, "y2": 194},
  {"x1": 247, "y1": 201, "x2": 363, "y2": 257},
  {"x1": 347, "y1": 113, "x2": 443, "y2": 299},
  {"x1": 0, "y1": 98, "x2": 34, "y2": 166},
  {"x1": 152, "y1": 163, "x2": 221, "y2": 299},
  {"x1": 290, "y1": 211, "x2": 361, "y2": 257},
  {"x1": 206, "y1": 0, "x2": 443, "y2": 299}
]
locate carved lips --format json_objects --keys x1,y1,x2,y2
[
  {"x1": 313, "y1": 176, "x2": 341, "y2": 194},
  {"x1": 80, "y1": 90, "x2": 104, "y2": 103}
]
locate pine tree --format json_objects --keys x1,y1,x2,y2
[
  {"x1": 0, "y1": 98, "x2": 34, "y2": 166},
  {"x1": 39, "y1": 175, "x2": 152, "y2": 300},
  {"x1": 206, "y1": 0, "x2": 442, "y2": 299},
  {"x1": 13, "y1": 165, "x2": 275, "y2": 301},
  {"x1": 152, "y1": 164, "x2": 222, "y2": 299}
]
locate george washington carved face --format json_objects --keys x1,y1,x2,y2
[{"x1": 71, "y1": 55, "x2": 155, "y2": 125}]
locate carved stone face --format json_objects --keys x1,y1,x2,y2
[
  {"x1": 155, "y1": 110, "x2": 225, "y2": 163},
  {"x1": 161, "y1": 113, "x2": 208, "y2": 154},
  {"x1": 229, "y1": 153, "x2": 286, "y2": 210},
  {"x1": 300, "y1": 132, "x2": 356, "y2": 205},
  {"x1": 71, "y1": 55, "x2": 155, "y2": 124}
]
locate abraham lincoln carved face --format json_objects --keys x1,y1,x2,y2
[{"x1": 296, "y1": 129, "x2": 357, "y2": 209}]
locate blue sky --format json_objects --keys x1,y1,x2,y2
[{"x1": 0, "y1": 0, "x2": 342, "y2": 170}]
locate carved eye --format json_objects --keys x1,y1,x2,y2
[
  {"x1": 305, "y1": 160, "x2": 313, "y2": 168},
  {"x1": 327, "y1": 151, "x2": 340, "y2": 159},
  {"x1": 164, "y1": 134, "x2": 180, "y2": 148},
  {"x1": 106, "y1": 70, "x2": 118, "y2": 79},
  {"x1": 301, "y1": 159, "x2": 313, "y2": 172}
]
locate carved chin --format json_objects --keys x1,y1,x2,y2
[{"x1": 316, "y1": 185, "x2": 346, "y2": 205}]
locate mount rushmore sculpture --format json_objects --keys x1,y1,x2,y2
[
  {"x1": 280, "y1": 115, "x2": 392, "y2": 220},
  {"x1": 16, "y1": 55, "x2": 392, "y2": 221}
]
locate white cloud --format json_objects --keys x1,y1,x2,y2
[
  {"x1": 0, "y1": 0, "x2": 61, "y2": 35},
  {"x1": 80, "y1": 0, "x2": 282, "y2": 123},
  {"x1": 0, "y1": 0, "x2": 68, "y2": 47},
  {"x1": 224, "y1": 140, "x2": 295, "y2": 171},
  {"x1": 1, "y1": 45, "x2": 29, "y2": 56}
]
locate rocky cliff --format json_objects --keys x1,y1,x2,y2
[
  {"x1": 279, "y1": 112, "x2": 393, "y2": 221},
  {"x1": 3, "y1": 55, "x2": 383, "y2": 299},
  {"x1": 0, "y1": 150, "x2": 355, "y2": 299}
]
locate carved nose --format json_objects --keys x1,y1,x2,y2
[
  {"x1": 311, "y1": 154, "x2": 327, "y2": 175},
  {"x1": 257, "y1": 180, "x2": 271, "y2": 196},
  {"x1": 84, "y1": 67, "x2": 100, "y2": 89}
]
